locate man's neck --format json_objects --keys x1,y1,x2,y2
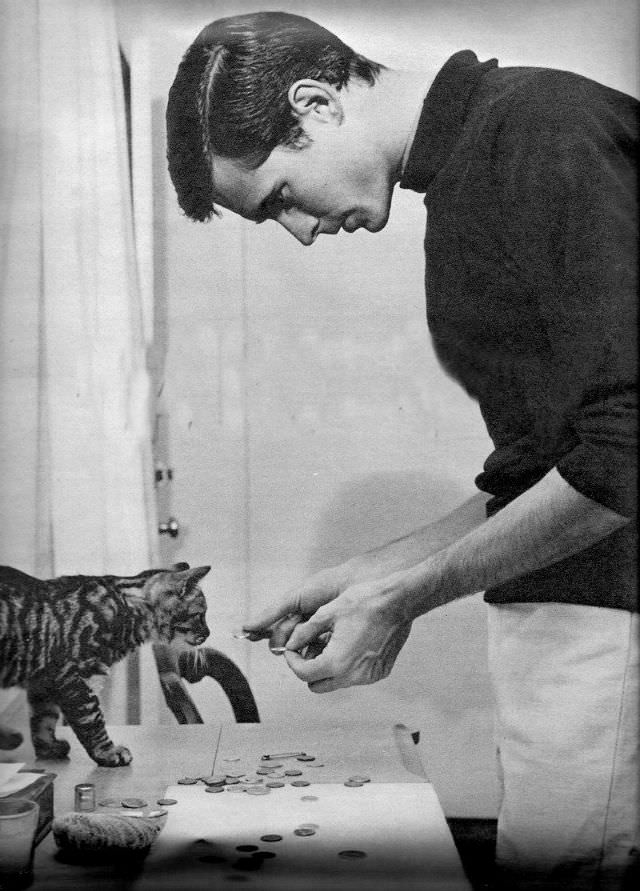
[{"x1": 362, "y1": 68, "x2": 438, "y2": 182}]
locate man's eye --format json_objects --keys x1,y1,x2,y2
[{"x1": 269, "y1": 190, "x2": 289, "y2": 214}]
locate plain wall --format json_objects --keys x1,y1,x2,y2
[{"x1": 116, "y1": 0, "x2": 638, "y2": 817}]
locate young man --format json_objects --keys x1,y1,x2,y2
[{"x1": 167, "y1": 12, "x2": 638, "y2": 889}]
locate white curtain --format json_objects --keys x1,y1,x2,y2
[{"x1": 0, "y1": 0, "x2": 159, "y2": 721}]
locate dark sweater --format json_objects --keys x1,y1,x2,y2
[{"x1": 401, "y1": 52, "x2": 638, "y2": 611}]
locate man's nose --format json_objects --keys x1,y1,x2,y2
[{"x1": 278, "y1": 208, "x2": 319, "y2": 245}]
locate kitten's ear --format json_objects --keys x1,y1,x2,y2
[
  {"x1": 187, "y1": 565, "x2": 211, "y2": 584},
  {"x1": 170, "y1": 562, "x2": 190, "y2": 571}
]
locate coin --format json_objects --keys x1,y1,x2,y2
[
  {"x1": 201, "y1": 775, "x2": 226, "y2": 786},
  {"x1": 246, "y1": 786, "x2": 270, "y2": 796},
  {"x1": 348, "y1": 775, "x2": 371, "y2": 784},
  {"x1": 300, "y1": 795, "x2": 318, "y2": 801},
  {"x1": 205, "y1": 786, "x2": 225, "y2": 793},
  {"x1": 178, "y1": 777, "x2": 199, "y2": 785},
  {"x1": 225, "y1": 778, "x2": 241, "y2": 785},
  {"x1": 298, "y1": 823, "x2": 319, "y2": 830},
  {"x1": 225, "y1": 771, "x2": 246, "y2": 779},
  {"x1": 267, "y1": 771, "x2": 285, "y2": 778},
  {"x1": 339, "y1": 850, "x2": 367, "y2": 859},
  {"x1": 297, "y1": 755, "x2": 316, "y2": 762},
  {"x1": 265, "y1": 781, "x2": 285, "y2": 788},
  {"x1": 121, "y1": 798, "x2": 147, "y2": 808},
  {"x1": 226, "y1": 785, "x2": 247, "y2": 793},
  {"x1": 344, "y1": 780, "x2": 364, "y2": 787},
  {"x1": 256, "y1": 768, "x2": 273, "y2": 776},
  {"x1": 260, "y1": 834, "x2": 283, "y2": 843},
  {"x1": 290, "y1": 780, "x2": 310, "y2": 787},
  {"x1": 284, "y1": 769, "x2": 303, "y2": 776},
  {"x1": 293, "y1": 827, "x2": 316, "y2": 837},
  {"x1": 307, "y1": 763, "x2": 325, "y2": 768},
  {"x1": 157, "y1": 798, "x2": 178, "y2": 806}
]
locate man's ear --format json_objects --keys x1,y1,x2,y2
[{"x1": 287, "y1": 79, "x2": 344, "y2": 124}]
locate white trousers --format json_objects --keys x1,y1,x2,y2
[{"x1": 487, "y1": 602, "x2": 639, "y2": 891}]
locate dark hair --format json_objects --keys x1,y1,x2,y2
[{"x1": 166, "y1": 11, "x2": 385, "y2": 222}]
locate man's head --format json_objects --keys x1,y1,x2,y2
[{"x1": 166, "y1": 11, "x2": 392, "y2": 241}]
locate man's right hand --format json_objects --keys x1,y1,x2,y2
[{"x1": 241, "y1": 564, "x2": 352, "y2": 651}]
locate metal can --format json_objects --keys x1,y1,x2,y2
[{"x1": 74, "y1": 783, "x2": 96, "y2": 812}]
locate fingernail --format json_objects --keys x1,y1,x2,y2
[
  {"x1": 269, "y1": 646, "x2": 287, "y2": 654},
  {"x1": 232, "y1": 630, "x2": 251, "y2": 639}
]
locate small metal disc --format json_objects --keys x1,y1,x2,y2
[
  {"x1": 201, "y1": 775, "x2": 226, "y2": 786},
  {"x1": 246, "y1": 786, "x2": 270, "y2": 795},
  {"x1": 205, "y1": 786, "x2": 225, "y2": 793},
  {"x1": 296, "y1": 755, "x2": 316, "y2": 762},
  {"x1": 338, "y1": 849, "x2": 367, "y2": 859},
  {"x1": 177, "y1": 777, "x2": 199, "y2": 785},
  {"x1": 157, "y1": 798, "x2": 178, "y2": 806},
  {"x1": 348, "y1": 775, "x2": 371, "y2": 784},
  {"x1": 344, "y1": 780, "x2": 364, "y2": 787},
  {"x1": 121, "y1": 798, "x2": 147, "y2": 808},
  {"x1": 260, "y1": 834, "x2": 283, "y2": 843},
  {"x1": 300, "y1": 795, "x2": 318, "y2": 801},
  {"x1": 284, "y1": 769, "x2": 303, "y2": 776},
  {"x1": 290, "y1": 780, "x2": 310, "y2": 787},
  {"x1": 293, "y1": 827, "x2": 316, "y2": 837},
  {"x1": 265, "y1": 781, "x2": 285, "y2": 788}
]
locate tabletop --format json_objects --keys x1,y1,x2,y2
[{"x1": 21, "y1": 721, "x2": 472, "y2": 890}]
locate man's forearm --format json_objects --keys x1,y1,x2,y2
[
  {"x1": 346, "y1": 491, "x2": 491, "y2": 582},
  {"x1": 387, "y1": 468, "x2": 630, "y2": 620}
]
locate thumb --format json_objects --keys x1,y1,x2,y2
[
  {"x1": 242, "y1": 600, "x2": 299, "y2": 636},
  {"x1": 286, "y1": 612, "x2": 333, "y2": 653}
]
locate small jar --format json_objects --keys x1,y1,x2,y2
[{"x1": 74, "y1": 783, "x2": 96, "y2": 812}]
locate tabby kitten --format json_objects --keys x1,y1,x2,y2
[{"x1": 0, "y1": 562, "x2": 210, "y2": 766}]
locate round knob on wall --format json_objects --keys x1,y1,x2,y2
[{"x1": 158, "y1": 517, "x2": 180, "y2": 538}]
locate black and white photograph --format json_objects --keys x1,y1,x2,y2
[{"x1": 0, "y1": 1, "x2": 637, "y2": 889}]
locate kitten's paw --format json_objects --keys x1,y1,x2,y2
[
  {"x1": 93, "y1": 744, "x2": 133, "y2": 767},
  {"x1": 0, "y1": 727, "x2": 23, "y2": 750},
  {"x1": 33, "y1": 737, "x2": 71, "y2": 760}
]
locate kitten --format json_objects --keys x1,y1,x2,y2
[{"x1": 0, "y1": 562, "x2": 210, "y2": 766}]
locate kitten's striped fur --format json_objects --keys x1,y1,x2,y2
[{"x1": 0, "y1": 562, "x2": 210, "y2": 766}]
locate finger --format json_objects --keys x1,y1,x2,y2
[
  {"x1": 269, "y1": 614, "x2": 303, "y2": 651},
  {"x1": 284, "y1": 649, "x2": 334, "y2": 684},
  {"x1": 242, "y1": 600, "x2": 298, "y2": 636},
  {"x1": 308, "y1": 676, "x2": 346, "y2": 694},
  {"x1": 286, "y1": 615, "x2": 332, "y2": 653}
]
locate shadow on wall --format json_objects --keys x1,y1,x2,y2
[
  {"x1": 306, "y1": 470, "x2": 492, "y2": 713},
  {"x1": 307, "y1": 470, "x2": 469, "y2": 573}
]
